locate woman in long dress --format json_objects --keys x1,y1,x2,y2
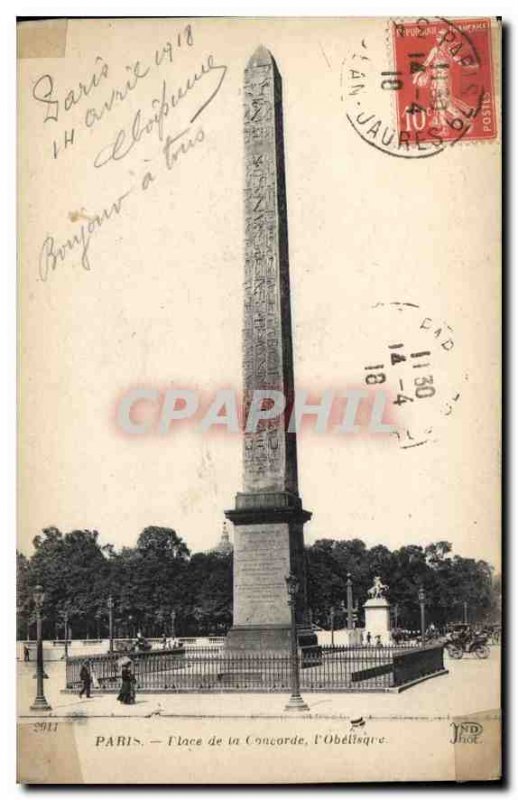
[{"x1": 117, "y1": 662, "x2": 136, "y2": 704}]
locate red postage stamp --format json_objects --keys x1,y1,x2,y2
[{"x1": 392, "y1": 18, "x2": 497, "y2": 146}]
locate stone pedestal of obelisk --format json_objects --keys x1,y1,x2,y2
[{"x1": 225, "y1": 47, "x2": 315, "y2": 652}]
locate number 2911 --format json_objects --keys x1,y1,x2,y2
[{"x1": 33, "y1": 722, "x2": 58, "y2": 733}]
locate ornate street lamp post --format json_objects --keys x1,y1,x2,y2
[
  {"x1": 30, "y1": 585, "x2": 51, "y2": 711},
  {"x1": 107, "y1": 595, "x2": 114, "y2": 653},
  {"x1": 346, "y1": 573, "x2": 354, "y2": 630},
  {"x1": 463, "y1": 600, "x2": 468, "y2": 625},
  {"x1": 171, "y1": 610, "x2": 177, "y2": 639},
  {"x1": 62, "y1": 610, "x2": 69, "y2": 658},
  {"x1": 418, "y1": 586, "x2": 426, "y2": 647},
  {"x1": 329, "y1": 605, "x2": 335, "y2": 647},
  {"x1": 284, "y1": 574, "x2": 309, "y2": 712}
]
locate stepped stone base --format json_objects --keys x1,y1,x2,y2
[
  {"x1": 226, "y1": 624, "x2": 291, "y2": 651},
  {"x1": 225, "y1": 624, "x2": 318, "y2": 652}
]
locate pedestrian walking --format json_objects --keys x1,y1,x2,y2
[
  {"x1": 117, "y1": 659, "x2": 136, "y2": 705},
  {"x1": 23, "y1": 644, "x2": 30, "y2": 662},
  {"x1": 79, "y1": 659, "x2": 92, "y2": 698}
]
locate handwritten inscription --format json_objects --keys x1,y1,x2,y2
[
  {"x1": 31, "y1": 25, "x2": 193, "y2": 133},
  {"x1": 32, "y1": 56, "x2": 111, "y2": 124},
  {"x1": 38, "y1": 191, "x2": 132, "y2": 281},
  {"x1": 93, "y1": 55, "x2": 226, "y2": 168},
  {"x1": 31, "y1": 23, "x2": 228, "y2": 281}
]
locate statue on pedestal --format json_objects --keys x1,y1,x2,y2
[
  {"x1": 363, "y1": 577, "x2": 391, "y2": 645},
  {"x1": 367, "y1": 576, "x2": 388, "y2": 599}
]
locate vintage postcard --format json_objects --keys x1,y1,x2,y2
[{"x1": 17, "y1": 16, "x2": 502, "y2": 784}]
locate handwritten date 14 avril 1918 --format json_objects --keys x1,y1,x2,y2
[{"x1": 33, "y1": 26, "x2": 228, "y2": 281}]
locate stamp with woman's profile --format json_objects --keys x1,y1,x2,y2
[{"x1": 341, "y1": 17, "x2": 497, "y2": 158}]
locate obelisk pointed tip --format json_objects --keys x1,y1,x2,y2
[{"x1": 247, "y1": 45, "x2": 274, "y2": 68}]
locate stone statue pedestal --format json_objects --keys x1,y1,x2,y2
[{"x1": 363, "y1": 597, "x2": 392, "y2": 645}]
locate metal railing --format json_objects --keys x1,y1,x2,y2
[{"x1": 65, "y1": 643, "x2": 445, "y2": 693}]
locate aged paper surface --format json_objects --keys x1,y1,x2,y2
[{"x1": 17, "y1": 16, "x2": 501, "y2": 784}]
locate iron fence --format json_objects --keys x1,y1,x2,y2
[{"x1": 66, "y1": 643, "x2": 445, "y2": 693}]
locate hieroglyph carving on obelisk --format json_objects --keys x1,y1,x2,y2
[
  {"x1": 225, "y1": 48, "x2": 314, "y2": 652},
  {"x1": 241, "y1": 45, "x2": 298, "y2": 496}
]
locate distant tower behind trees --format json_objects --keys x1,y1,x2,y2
[{"x1": 213, "y1": 521, "x2": 233, "y2": 555}]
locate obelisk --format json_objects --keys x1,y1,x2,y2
[{"x1": 225, "y1": 47, "x2": 314, "y2": 651}]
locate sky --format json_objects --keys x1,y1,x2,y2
[{"x1": 18, "y1": 17, "x2": 500, "y2": 569}]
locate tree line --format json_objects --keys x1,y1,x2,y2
[{"x1": 16, "y1": 526, "x2": 500, "y2": 640}]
